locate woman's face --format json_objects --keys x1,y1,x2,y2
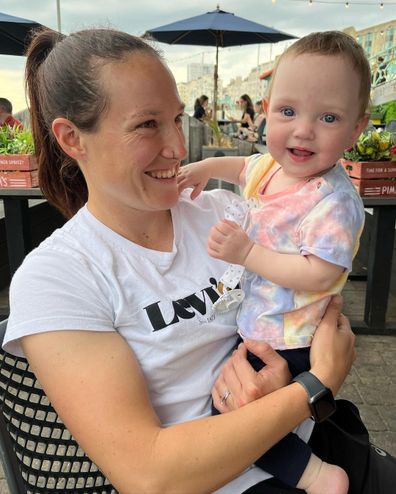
[
  {"x1": 78, "y1": 53, "x2": 186, "y2": 219},
  {"x1": 239, "y1": 98, "x2": 247, "y2": 108}
]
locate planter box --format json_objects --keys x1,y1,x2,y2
[
  {"x1": 0, "y1": 154, "x2": 37, "y2": 171},
  {"x1": 0, "y1": 170, "x2": 39, "y2": 188},
  {"x1": 202, "y1": 145, "x2": 239, "y2": 159},
  {"x1": 341, "y1": 158, "x2": 396, "y2": 179},
  {"x1": 350, "y1": 177, "x2": 396, "y2": 198}
]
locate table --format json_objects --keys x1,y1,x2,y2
[
  {"x1": 0, "y1": 187, "x2": 44, "y2": 276},
  {"x1": 0, "y1": 189, "x2": 396, "y2": 334},
  {"x1": 351, "y1": 197, "x2": 396, "y2": 335}
]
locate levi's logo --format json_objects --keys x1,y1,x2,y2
[{"x1": 143, "y1": 278, "x2": 220, "y2": 331}]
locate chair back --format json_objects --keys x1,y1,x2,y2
[
  {"x1": 256, "y1": 118, "x2": 266, "y2": 145},
  {"x1": 0, "y1": 319, "x2": 117, "y2": 493}
]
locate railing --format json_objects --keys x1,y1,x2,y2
[{"x1": 370, "y1": 45, "x2": 396, "y2": 88}]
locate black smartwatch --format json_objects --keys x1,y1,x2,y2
[{"x1": 292, "y1": 371, "x2": 336, "y2": 423}]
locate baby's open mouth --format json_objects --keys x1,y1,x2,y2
[{"x1": 289, "y1": 148, "x2": 314, "y2": 157}]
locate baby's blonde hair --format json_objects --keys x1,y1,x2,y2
[{"x1": 268, "y1": 31, "x2": 371, "y2": 117}]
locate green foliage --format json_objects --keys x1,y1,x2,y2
[
  {"x1": 370, "y1": 101, "x2": 396, "y2": 124},
  {"x1": 344, "y1": 129, "x2": 396, "y2": 162},
  {"x1": 207, "y1": 119, "x2": 228, "y2": 147},
  {"x1": 0, "y1": 125, "x2": 35, "y2": 155}
]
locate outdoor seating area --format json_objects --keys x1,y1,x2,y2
[{"x1": 0, "y1": 4, "x2": 396, "y2": 493}]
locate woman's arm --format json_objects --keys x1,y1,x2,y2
[
  {"x1": 241, "y1": 111, "x2": 255, "y2": 129},
  {"x1": 213, "y1": 296, "x2": 354, "y2": 411},
  {"x1": 208, "y1": 219, "x2": 344, "y2": 291},
  {"x1": 21, "y1": 315, "x2": 352, "y2": 494}
]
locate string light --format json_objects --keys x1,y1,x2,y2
[{"x1": 291, "y1": 0, "x2": 396, "y2": 6}]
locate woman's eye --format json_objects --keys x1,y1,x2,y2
[
  {"x1": 139, "y1": 120, "x2": 157, "y2": 129},
  {"x1": 281, "y1": 107, "x2": 295, "y2": 117},
  {"x1": 322, "y1": 114, "x2": 337, "y2": 123}
]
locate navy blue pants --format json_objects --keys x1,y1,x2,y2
[{"x1": 213, "y1": 342, "x2": 311, "y2": 488}]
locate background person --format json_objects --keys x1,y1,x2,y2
[
  {"x1": 3, "y1": 27, "x2": 356, "y2": 494},
  {"x1": 228, "y1": 94, "x2": 255, "y2": 139},
  {"x1": 0, "y1": 97, "x2": 24, "y2": 129},
  {"x1": 178, "y1": 31, "x2": 371, "y2": 494},
  {"x1": 193, "y1": 94, "x2": 211, "y2": 121}
]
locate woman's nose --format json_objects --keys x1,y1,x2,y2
[{"x1": 161, "y1": 126, "x2": 187, "y2": 160}]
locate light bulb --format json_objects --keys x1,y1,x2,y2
[{"x1": 345, "y1": 2, "x2": 349, "y2": 7}]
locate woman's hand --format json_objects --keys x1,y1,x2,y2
[
  {"x1": 212, "y1": 340, "x2": 291, "y2": 413},
  {"x1": 309, "y1": 295, "x2": 356, "y2": 395}
]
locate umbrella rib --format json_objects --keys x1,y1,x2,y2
[{"x1": 170, "y1": 31, "x2": 192, "y2": 44}]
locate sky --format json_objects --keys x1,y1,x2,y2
[{"x1": 1, "y1": 0, "x2": 395, "y2": 112}]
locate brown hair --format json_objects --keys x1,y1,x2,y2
[
  {"x1": 267, "y1": 31, "x2": 371, "y2": 118},
  {"x1": 195, "y1": 95, "x2": 209, "y2": 107},
  {"x1": 25, "y1": 28, "x2": 161, "y2": 219},
  {"x1": 0, "y1": 98, "x2": 13, "y2": 114},
  {"x1": 239, "y1": 94, "x2": 254, "y2": 111}
]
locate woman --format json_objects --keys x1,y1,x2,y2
[
  {"x1": 238, "y1": 94, "x2": 255, "y2": 129},
  {"x1": 3, "y1": 28, "x2": 355, "y2": 494},
  {"x1": 193, "y1": 94, "x2": 210, "y2": 121}
]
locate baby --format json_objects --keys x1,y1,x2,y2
[{"x1": 178, "y1": 31, "x2": 370, "y2": 494}]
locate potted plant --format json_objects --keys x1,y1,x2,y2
[
  {"x1": 341, "y1": 129, "x2": 396, "y2": 197},
  {"x1": 201, "y1": 118, "x2": 238, "y2": 159},
  {"x1": 0, "y1": 125, "x2": 38, "y2": 188}
]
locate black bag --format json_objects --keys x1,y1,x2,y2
[
  {"x1": 242, "y1": 399, "x2": 396, "y2": 494},
  {"x1": 309, "y1": 399, "x2": 396, "y2": 494}
]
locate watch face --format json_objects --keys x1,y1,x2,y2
[{"x1": 311, "y1": 390, "x2": 336, "y2": 422}]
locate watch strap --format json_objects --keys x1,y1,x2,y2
[{"x1": 292, "y1": 371, "x2": 327, "y2": 397}]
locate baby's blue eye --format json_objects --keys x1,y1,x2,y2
[
  {"x1": 323, "y1": 114, "x2": 337, "y2": 123},
  {"x1": 281, "y1": 107, "x2": 295, "y2": 117}
]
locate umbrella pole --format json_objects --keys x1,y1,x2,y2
[{"x1": 213, "y1": 43, "x2": 219, "y2": 123}]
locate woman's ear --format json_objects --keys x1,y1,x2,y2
[{"x1": 52, "y1": 118, "x2": 86, "y2": 162}]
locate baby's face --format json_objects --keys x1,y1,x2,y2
[{"x1": 264, "y1": 53, "x2": 367, "y2": 179}]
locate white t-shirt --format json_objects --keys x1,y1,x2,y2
[{"x1": 4, "y1": 189, "x2": 312, "y2": 493}]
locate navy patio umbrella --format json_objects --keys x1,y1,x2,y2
[
  {"x1": 144, "y1": 7, "x2": 296, "y2": 120},
  {"x1": 0, "y1": 11, "x2": 45, "y2": 56}
]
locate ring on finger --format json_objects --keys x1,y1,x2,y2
[{"x1": 220, "y1": 390, "x2": 231, "y2": 406}]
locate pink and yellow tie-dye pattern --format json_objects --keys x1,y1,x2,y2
[{"x1": 237, "y1": 153, "x2": 365, "y2": 350}]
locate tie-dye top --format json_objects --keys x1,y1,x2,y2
[{"x1": 237, "y1": 153, "x2": 365, "y2": 350}]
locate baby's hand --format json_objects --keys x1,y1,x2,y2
[
  {"x1": 177, "y1": 162, "x2": 211, "y2": 200},
  {"x1": 208, "y1": 219, "x2": 253, "y2": 265}
]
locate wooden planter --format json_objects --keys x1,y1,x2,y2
[
  {"x1": 0, "y1": 154, "x2": 39, "y2": 188},
  {"x1": 340, "y1": 158, "x2": 396, "y2": 198}
]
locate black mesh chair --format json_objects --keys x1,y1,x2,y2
[{"x1": 0, "y1": 319, "x2": 117, "y2": 494}]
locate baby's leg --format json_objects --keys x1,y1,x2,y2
[
  {"x1": 249, "y1": 348, "x2": 349, "y2": 491},
  {"x1": 297, "y1": 454, "x2": 349, "y2": 494}
]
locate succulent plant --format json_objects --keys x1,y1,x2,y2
[{"x1": 344, "y1": 129, "x2": 396, "y2": 162}]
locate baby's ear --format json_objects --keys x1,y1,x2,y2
[
  {"x1": 350, "y1": 114, "x2": 370, "y2": 147},
  {"x1": 262, "y1": 97, "x2": 269, "y2": 116}
]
